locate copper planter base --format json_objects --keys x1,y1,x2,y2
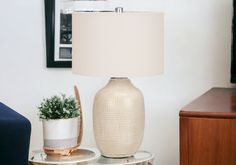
[{"x1": 43, "y1": 146, "x2": 79, "y2": 156}]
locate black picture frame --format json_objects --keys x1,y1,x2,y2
[
  {"x1": 44, "y1": 0, "x2": 72, "y2": 68},
  {"x1": 231, "y1": 0, "x2": 236, "y2": 83}
]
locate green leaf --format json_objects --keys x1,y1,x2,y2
[{"x1": 37, "y1": 94, "x2": 80, "y2": 120}]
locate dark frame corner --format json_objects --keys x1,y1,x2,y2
[{"x1": 44, "y1": 0, "x2": 72, "y2": 68}]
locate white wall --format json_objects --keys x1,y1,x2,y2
[{"x1": 0, "y1": 0, "x2": 233, "y2": 164}]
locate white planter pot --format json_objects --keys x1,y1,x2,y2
[{"x1": 43, "y1": 117, "x2": 80, "y2": 150}]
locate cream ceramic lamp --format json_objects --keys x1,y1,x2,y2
[{"x1": 72, "y1": 8, "x2": 164, "y2": 158}]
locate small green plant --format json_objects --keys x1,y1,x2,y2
[{"x1": 38, "y1": 94, "x2": 80, "y2": 120}]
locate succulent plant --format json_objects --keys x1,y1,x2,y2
[{"x1": 38, "y1": 94, "x2": 80, "y2": 120}]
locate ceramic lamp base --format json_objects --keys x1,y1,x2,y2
[{"x1": 93, "y1": 78, "x2": 145, "y2": 158}]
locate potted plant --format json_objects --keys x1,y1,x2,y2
[{"x1": 38, "y1": 94, "x2": 81, "y2": 156}]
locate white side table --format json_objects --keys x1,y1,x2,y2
[
  {"x1": 90, "y1": 151, "x2": 154, "y2": 165},
  {"x1": 29, "y1": 148, "x2": 154, "y2": 165}
]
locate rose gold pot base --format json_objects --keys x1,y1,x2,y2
[{"x1": 43, "y1": 146, "x2": 79, "y2": 156}]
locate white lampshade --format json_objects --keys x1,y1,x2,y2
[{"x1": 72, "y1": 11, "x2": 164, "y2": 77}]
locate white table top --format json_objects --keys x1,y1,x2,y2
[{"x1": 29, "y1": 148, "x2": 154, "y2": 165}]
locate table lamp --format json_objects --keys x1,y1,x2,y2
[{"x1": 72, "y1": 8, "x2": 164, "y2": 158}]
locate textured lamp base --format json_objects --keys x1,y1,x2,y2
[{"x1": 93, "y1": 78, "x2": 145, "y2": 158}]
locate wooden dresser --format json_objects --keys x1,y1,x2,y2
[{"x1": 180, "y1": 88, "x2": 236, "y2": 165}]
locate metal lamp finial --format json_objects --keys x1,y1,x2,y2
[{"x1": 115, "y1": 7, "x2": 123, "y2": 13}]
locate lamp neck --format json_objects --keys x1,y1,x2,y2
[
  {"x1": 110, "y1": 77, "x2": 128, "y2": 80},
  {"x1": 108, "y1": 77, "x2": 132, "y2": 87}
]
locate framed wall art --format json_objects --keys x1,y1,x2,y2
[{"x1": 44, "y1": 0, "x2": 107, "y2": 68}]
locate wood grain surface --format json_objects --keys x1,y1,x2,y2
[
  {"x1": 180, "y1": 88, "x2": 236, "y2": 119},
  {"x1": 180, "y1": 88, "x2": 236, "y2": 165}
]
